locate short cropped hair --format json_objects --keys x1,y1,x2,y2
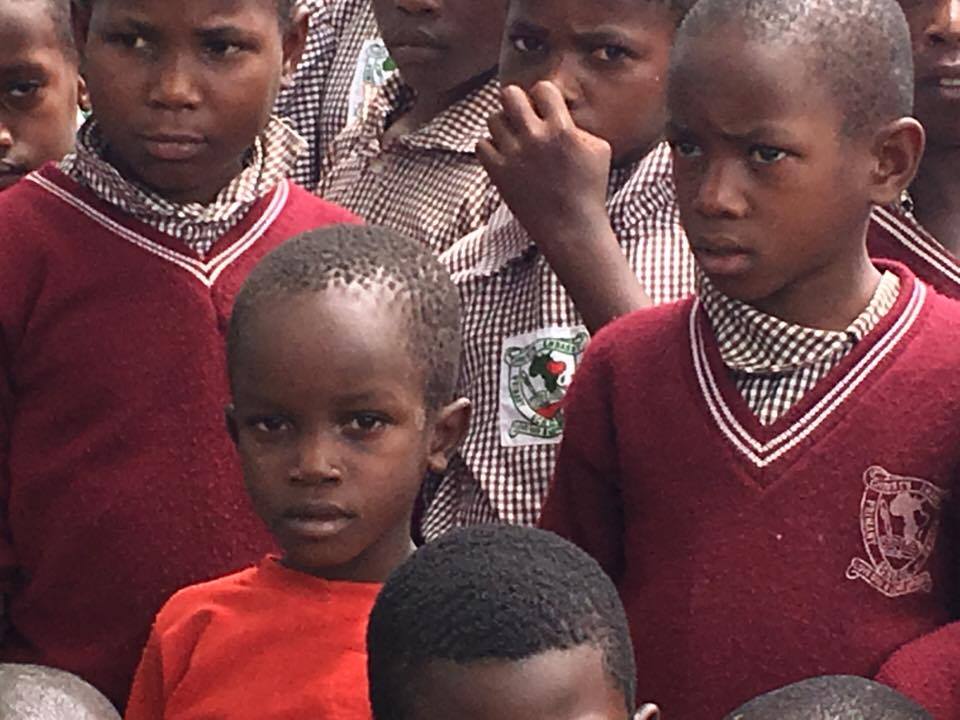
[
  {"x1": 726, "y1": 676, "x2": 932, "y2": 720},
  {"x1": 673, "y1": 0, "x2": 914, "y2": 133},
  {"x1": 0, "y1": 664, "x2": 121, "y2": 720},
  {"x1": 228, "y1": 224, "x2": 461, "y2": 410},
  {"x1": 10, "y1": 0, "x2": 77, "y2": 61},
  {"x1": 73, "y1": 0, "x2": 297, "y2": 29},
  {"x1": 367, "y1": 526, "x2": 637, "y2": 720}
]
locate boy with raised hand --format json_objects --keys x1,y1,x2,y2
[
  {"x1": 125, "y1": 225, "x2": 469, "y2": 719},
  {"x1": 315, "y1": 0, "x2": 507, "y2": 255},
  {"x1": 367, "y1": 525, "x2": 659, "y2": 720},
  {"x1": 541, "y1": 0, "x2": 960, "y2": 716},
  {"x1": 423, "y1": 0, "x2": 697, "y2": 538},
  {"x1": 726, "y1": 676, "x2": 932, "y2": 720},
  {"x1": 869, "y1": 0, "x2": 960, "y2": 297},
  {"x1": 0, "y1": 0, "x2": 87, "y2": 191},
  {"x1": 0, "y1": 0, "x2": 356, "y2": 707}
]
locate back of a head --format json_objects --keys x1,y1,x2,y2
[
  {"x1": 726, "y1": 676, "x2": 932, "y2": 720},
  {"x1": 367, "y1": 525, "x2": 636, "y2": 720},
  {"x1": 673, "y1": 0, "x2": 914, "y2": 134},
  {"x1": 0, "y1": 664, "x2": 121, "y2": 720}
]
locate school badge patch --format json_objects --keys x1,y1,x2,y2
[
  {"x1": 846, "y1": 466, "x2": 947, "y2": 598},
  {"x1": 499, "y1": 327, "x2": 589, "y2": 447},
  {"x1": 347, "y1": 38, "x2": 397, "y2": 124}
]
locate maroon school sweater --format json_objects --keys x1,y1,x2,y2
[
  {"x1": 869, "y1": 206, "x2": 960, "y2": 299},
  {"x1": 541, "y1": 262, "x2": 960, "y2": 720},
  {"x1": 0, "y1": 167, "x2": 357, "y2": 707}
]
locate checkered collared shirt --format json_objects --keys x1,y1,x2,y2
[
  {"x1": 421, "y1": 142, "x2": 697, "y2": 538},
  {"x1": 59, "y1": 116, "x2": 304, "y2": 256},
  {"x1": 700, "y1": 270, "x2": 901, "y2": 426},
  {"x1": 276, "y1": 0, "x2": 385, "y2": 190},
  {"x1": 317, "y1": 72, "x2": 502, "y2": 255}
]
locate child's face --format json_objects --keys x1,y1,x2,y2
[
  {"x1": 408, "y1": 646, "x2": 644, "y2": 720},
  {"x1": 372, "y1": 0, "x2": 507, "y2": 103},
  {"x1": 898, "y1": 0, "x2": 960, "y2": 149},
  {"x1": 228, "y1": 288, "x2": 466, "y2": 583},
  {"x1": 75, "y1": 0, "x2": 305, "y2": 204},
  {"x1": 667, "y1": 35, "x2": 882, "y2": 314},
  {"x1": 0, "y1": 0, "x2": 80, "y2": 191},
  {"x1": 499, "y1": 0, "x2": 675, "y2": 166}
]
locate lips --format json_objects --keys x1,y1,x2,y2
[
  {"x1": 281, "y1": 501, "x2": 356, "y2": 540},
  {"x1": 384, "y1": 31, "x2": 445, "y2": 62},
  {"x1": 139, "y1": 132, "x2": 207, "y2": 162},
  {"x1": 690, "y1": 236, "x2": 754, "y2": 277}
]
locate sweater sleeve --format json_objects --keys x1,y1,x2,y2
[
  {"x1": 124, "y1": 627, "x2": 166, "y2": 720},
  {"x1": 875, "y1": 621, "x2": 960, "y2": 719},
  {"x1": 539, "y1": 335, "x2": 626, "y2": 582}
]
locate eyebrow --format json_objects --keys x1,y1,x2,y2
[{"x1": 0, "y1": 61, "x2": 49, "y2": 76}]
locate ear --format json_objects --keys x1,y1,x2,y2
[
  {"x1": 280, "y1": 5, "x2": 311, "y2": 88},
  {"x1": 225, "y1": 404, "x2": 240, "y2": 446},
  {"x1": 867, "y1": 117, "x2": 925, "y2": 207},
  {"x1": 426, "y1": 398, "x2": 471, "y2": 474},
  {"x1": 71, "y1": 1, "x2": 92, "y2": 65},
  {"x1": 77, "y1": 75, "x2": 91, "y2": 113},
  {"x1": 634, "y1": 703, "x2": 660, "y2": 720}
]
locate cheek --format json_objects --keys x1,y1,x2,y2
[{"x1": 583, "y1": 73, "x2": 667, "y2": 145}]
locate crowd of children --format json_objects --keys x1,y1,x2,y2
[{"x1": 0, "y1": 0, "x2": 958, "y2": 717}]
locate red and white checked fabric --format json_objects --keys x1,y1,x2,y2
[
  {"x1": 700, "y1": 270, "x2": 901, "y2": 426},
  {"x1": 317, "y1": 72, "x2": 501, "y2": 255},
  {"x1": 422, "y1": 142, "x2": 697, "y2": 538},
  {"x1": 276, "y1": 0, "x2": 383, "y2": 190},
  {"x1": 59, "y1": 116, "x2": 303, "y2": 256}
]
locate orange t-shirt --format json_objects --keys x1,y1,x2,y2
[{"x1": 124, "y1": 556, "x2": 380, "y2": 720}]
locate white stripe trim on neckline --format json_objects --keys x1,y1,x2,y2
[
  {"x1": 27, "y1": 174, "x2": 289, "y2": 288},
  {"x1": 690, "y1": 281, "x2": 926, "y2": 468},
  {"x1": 872, "y1": 205, "x2": 960, "y2": 287}
]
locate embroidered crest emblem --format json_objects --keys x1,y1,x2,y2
[
  {"x1": 499, "y1": 327, "x2": 589, "y2": 447},
  {"x1": 347, "y1": 38, "x2": 397, "y2": 123},
  {"x1": 846, "y1": 466, "x2": 947, "y2": 598}
]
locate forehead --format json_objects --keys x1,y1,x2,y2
[
  {"x1": 233, "y1": 288, "x2": 423, "y2": 396},
  {"x1": 507, "y1": 0, "x2": 675, "y2": 34},
  {"x1": 669, "y1": 34, "x2": 841, "y2": 131},
  {"x1": 0, "y1": 1, "x2": 64, "y2": 60},
  {"x1": 409, "y1": 646, "x2": 627, "y2": 720},
  {"x1": 88, "y1": 0, "x2": 278, "y2": 26}
]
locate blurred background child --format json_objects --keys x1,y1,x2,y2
[{"x1": 0, "y1": 0, "x2": 87, "y2": 191}]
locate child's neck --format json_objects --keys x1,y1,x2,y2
[
  {"x1": 751, "y1": 248, "x2": 883, "y2": 332},
  {"x1": 910, "y1": 144, "x2": 960, "y2": 256},
  {"x1": 383, "y1": 70, "x2": 493, "y2": 146}
]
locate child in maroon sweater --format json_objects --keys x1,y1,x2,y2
[
  {"x1": 0, "y1": 0, "x2": 355, "y2": 708},
  {"x1": 541, "y1": 0, "x2": 959, "y2": 717},
  {"x1": 868, "y1": 0, "x2": 960, "y2": 296}
]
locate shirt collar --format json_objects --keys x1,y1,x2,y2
[
  {"x1": 700, "y1": 270, "x2": 902, "y2": 375},
  {"x1": 60, "y1": 115, "x2": 304, "y2": 226},
  {"x1": 358, "y1": 71, "x2": 500, "y2": 154}
]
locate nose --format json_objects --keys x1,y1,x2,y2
[
  {"x1": 692, "y1": 159, "x2": 749, "y2": 219},
  {"x1": 147, "y1": 54, "x2": 202, "y2": 110},
  {"x1": 0, "y1": 123, "x2": 12, "y2": 151},
  {"x1": 540, "y1": 54, "x2": 584, "y2": 109},
  {"x1": 926, "y1": 0, "x2": 960, "y2": 46},
  {"x1": 394, "y1": 0, "x2": 440, "y2": 14},
  {"x1": 291, "y1": 431, "x2": 343, "y2": 484}
]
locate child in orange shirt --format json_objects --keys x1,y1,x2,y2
[{"x1": 125, "y1": 224, "x2": 470, "y2": 720}]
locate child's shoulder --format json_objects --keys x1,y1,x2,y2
[
  {"x1": 153, "y1": 564, "x2": 262, "y2": 631},
  {"x1": 280, "y1": 181, "x2": 361, "y2": 226},
  {"x1": 591, "y1": 297, "x2": 696, "y2": 359}
]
